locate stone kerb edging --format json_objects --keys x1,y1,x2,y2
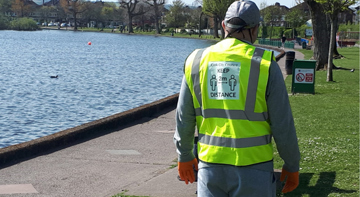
[{"x1": 0, "y1": 93, "x2": 179, "y2": 167}]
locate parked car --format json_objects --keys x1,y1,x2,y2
[
  {"x1": 48, "y1": 22, "x2": 54, "y2": 26},
  {"x1": 60, "y1": 23, "x2": 69, "y2": 27}
]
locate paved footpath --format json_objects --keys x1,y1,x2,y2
[{"x1": 0, "y1": 46, "x2": 304, "y2": 197}]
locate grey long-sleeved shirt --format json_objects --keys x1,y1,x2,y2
[{"x1": 174, "y1": 44, "x2": 300, "y2": 173}]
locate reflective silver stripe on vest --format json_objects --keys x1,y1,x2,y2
[
  {"x1": 194, "y1": 108, "x2": 266, "y2": 121},
  {"x1": 192, "y1": 47, "x2": 269, "y2": 121},
  {"x1": 198, "y1": 133, "x2": 271, "y2": 148},
  {"x1": 244, "y1": 48, "x2": 268, "y2": 120},
  {"x1": 191, "y1": 48, "x2": 206, "y2": 108}
]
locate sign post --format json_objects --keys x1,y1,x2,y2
[{"x1": 291, "y1": 60, "x2": 316, "y2": 94}]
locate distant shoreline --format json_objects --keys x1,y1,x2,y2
[{"x1": 39, "y1": 26, "x2": 285, "y2": 61}]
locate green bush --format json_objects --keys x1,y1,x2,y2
[
  {"x1": 273, "y1": 26, "x2": 285, "y2": 38},
  {"x1": 296, "y1": 24, "x2": 309, "y2": 38},
  {"x1": 9, "y1": 17, "x2": 39, "y2": 31},
  {"x1": 283, "y1": 28, "x2": 299, "y2": 39},
  {"x1": 339, "y1": 23, "x2": 359, "y2": 32},
  {"x1": 259, "y1": 26, "x2": 289, "y2": 39},
  {"x1": 0, "y1": 15, "x2": 9, "y2": 30},
  {"x1": 258, "y1": 25, "x2": 268, "y2": 38},
  {"x1": 283, "y1": 29, "x2": 292, "y2": 38}
]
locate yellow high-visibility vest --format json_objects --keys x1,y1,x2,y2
[{"x1": 184, "y1": 38, "x2": 274, "y2": 166}]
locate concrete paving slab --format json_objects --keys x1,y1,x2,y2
[
  {"x1": 0, "y1": 184, "x2": 38, "y2": 194},
  {"x1": 125, "y1": 168, "x2": 197, "y2": 197}
]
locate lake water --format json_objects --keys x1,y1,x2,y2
[{"x1": 0, "y1": 30, "x2": 214, "y2": 148}]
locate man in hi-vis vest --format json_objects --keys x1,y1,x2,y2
[{"x1": 174, "y1": 1, "x2": 300, "y2": 196}]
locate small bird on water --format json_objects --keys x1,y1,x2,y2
[{"x1": 50, "y1": 75, "x2": 58, "y2": 78}]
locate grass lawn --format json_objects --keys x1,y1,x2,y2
[{"x1": 274, "y1": 47, "x2": 359, "y2": 196}]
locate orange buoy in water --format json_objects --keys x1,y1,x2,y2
[{"x1": 88, "y1": 41, "x2": 92, "y2": 45}]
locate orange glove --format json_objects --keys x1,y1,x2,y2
[
  {"x1": 178, "y1": 158, "x2": 198, "y2": 184},
  {"x1": 280, "y1": 168, "x2": 299, "y2": 193}
]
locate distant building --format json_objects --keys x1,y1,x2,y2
[{"x1": 260, "y1": 2, "x2": 290, "y2": 27}]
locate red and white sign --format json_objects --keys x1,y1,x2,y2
[{"x1": 294, "y1": 69, "x2": 314, "y2": 84}]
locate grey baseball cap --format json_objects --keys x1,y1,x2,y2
[{"x1": 224, "y1": 0, "x2": 260, "y2": 29}]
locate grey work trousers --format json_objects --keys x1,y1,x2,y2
[{"x1": 197, "y1": 166, "x2": 276, "y2": 197}]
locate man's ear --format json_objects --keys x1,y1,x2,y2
[{"x1": 221, "y1": 21, "x2": 226, "y2": 30}]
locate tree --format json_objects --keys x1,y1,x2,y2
[
  {"x1": 0, "y1": 0, "x2": 10, "y2": 29},
  {"x1": 135, "y1": 7, "x2": 152, "y2": 31},
  {"x1": 145, "y1": 0, "x2": 166, "y2": 34},
  {"x1": 81, "y1": 1, "x2": 103, "y2": 28},
  {"x1": 11, "y1": 0, "x2": 34, "y2": 17},
  {"x1": 54, "y1": 3, "x2": 67, "y2": 24},
  {"x1": 259, "y1": 1, "x2": 268, "y2": 38},
  {"x1": 0, "y1": 0, "x2": 12, "y2": 15},
  {"x1": 298, "y1": 0, "x2": 345, "y2": 70},
  {"x1": 60, "y1": 0, "x2": 89, "y2": 30},
  {"x1": 165, "y1": 0, "x2": 187, "y2": 28},
  {"x1": 39, "y1": 6, "x2": 54, "y2": 24},
  {"x1": 299, "y1": 0, "x2": 332, "y2": 70},
  {"x1": 186, "y1": 5, "x2": 203, "y2": 33},
  {"x1": 299, "y1": 0, "x2": 357, "y2": 71},
  {"x1": 314, "y1": 0, "x2": 356, "y2": 82},
  {"x1": 102, "y1": 6, "x2": 115, "y2": 25},
  {"x1": 261, "y1": 4, "x2": 286, "y2": 39},
  {"x1": 113, "y1": 4, "x2": 126, "y2": 25},
  {"x1": 286, "y1": 8, "x2": 308, "y2": 38},
  {"x1": 101, "y1": 3, "x2": 125, "y2": 28},
  {"x1": 202, "y1": 0, "x2": 233, "y2": 38},
  {"x1": 119, "y1": 0, "x2": 147, "y2": 33}
]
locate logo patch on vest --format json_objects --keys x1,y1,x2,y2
[{"x1": 207, "y1": 61, "x2": 240, "y2": 100}]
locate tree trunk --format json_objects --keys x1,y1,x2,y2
[
  {"x1": 306, "y1": 0, "x2": 330, "y2": 70},
  {"x1": 128, "y1": 15, "x2": 133, "y2": 33},
  {"x1": 73, "y1": 11, "x2": 78, "y2": 30},
  {"x1": 199, "y1": 12, "x2": 203, "y2": 37},
  {"x1": 154, "y1": 15, "x2": 160, "y2": 34},
  {"x1": 327, "y1": 18, "x2": 335, "y2": 81},
  {"x1": 213, "y1": 17, "x2": 219, "y2": 38},
  {"x1": 141, "y1": 15, "x2": 145, "y2": 32},
  {"x1": 153, "y1": 2, "x2": 160, "y2": 34}
]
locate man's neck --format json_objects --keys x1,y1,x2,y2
[{"x1": 228, "y1": 37, "x2": 253, "y2": 45}]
